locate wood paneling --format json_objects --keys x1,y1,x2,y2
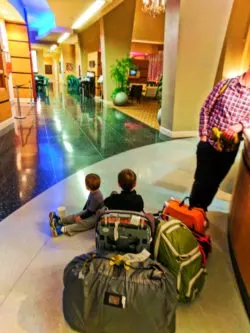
[
  {"x1": 14, "y1": 87, "x2": 31, "y2": 98},
  {"x1": 11, "y1": 57, "x2": 31, "y2": 73},
  {"x1": 12, "y1": 73, "x2": 32, "y2": 89},
  {"x1": 229, "y1": 153, "x2": 250, "y2": 294},
  {"x1": 0, "y1": 46, "x2": 11, "y2": 124},
  {"x1": 130, "y1": 59, "x2": 149, "y2": 84},
  {"x1": 5, "y1": 23, "x2": 28, "y2": 41},
  {"x1": 6, "y1": 22, "x2": 34, "y2": 99},
  {"x1": 8, "y1": 41, "x2": 30, "y2": 57},
  {"x1": 0, "y1": 100, "x2": 11, "y2": 122}
]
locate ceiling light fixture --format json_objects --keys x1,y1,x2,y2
[
  {"x1": 57, "y1": 32, "x2": 70, "y2": 44},
  {"x1": 142, "y1": 0, "x2": 166, "y2": 17},
  {"x1": 50, "y1": 44, "x2": 58, "y2": 52},
  {"x1": 72, "y1": 0, "x2": 106, "y2": 30}
]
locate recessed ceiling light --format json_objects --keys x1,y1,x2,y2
[
  {"x1": 50, "y1": 44, "x2": 58, "y2": 52},
  {"x1": 72, "y1": 0, "x2": 106, "y2": 30},
  {"x1": 57, "y1": 32, "x2": 70, "y2": 44}
]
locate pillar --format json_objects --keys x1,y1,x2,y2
[
  {"x1": 160, "y1": 0, "x2": 234, "y2": 137},
  {"x1": 100, "y1": 0, "x2": 136, "y2": 101},
  {"x1": 36, "y1": 49, "x2": 45, "y2": 75},
  {"x1": 217, "y1": 0, "x2": 250, "y2": 79}
]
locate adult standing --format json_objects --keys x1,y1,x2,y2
[{"x1": 190, "y1": 69, "x2": 250, "y2": 211}]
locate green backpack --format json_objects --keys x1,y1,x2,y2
[{"x1": 154, "y1": 220, "x2": 207, "y2": 303}]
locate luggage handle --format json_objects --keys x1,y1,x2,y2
[
  {"x1": 150, "y1": 263, "x2": 166, "y2": 280},
  {"x1": 179, "y1": 198, "x2": 209, "y2": 226},
  {"x1": 96, "y1": 210, "x2": 154, "y2": 235},
  {"x1": 179, "y1": 196, "x2": 192, "y2": 210}
]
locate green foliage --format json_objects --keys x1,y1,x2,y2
[
  {"x1": 66, "y1": 75, "x2": 79, "y2": 94},
  {"x1": 156, "y1": 76, "x2": 163, "y2": 106},
  {"x1": 110, "y1": 56, "x2": 136, "y2": 98}
]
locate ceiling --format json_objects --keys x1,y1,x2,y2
[
  {"x1": 46, "y1": 0, "x2": 124, "y2": 32},
  {"x1": 47, "y1": 0, "x2": 94, "y2": 28},
  {"x1": 0, "y1": 0, "x2": 24, "y2": 22}
]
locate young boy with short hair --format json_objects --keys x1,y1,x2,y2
[
  {"x1": 49, "y1": 173, "x2": 104, "y2": 237},
  {"x1": 104, "y1": 168, "x2": 144, "y2": 212}
]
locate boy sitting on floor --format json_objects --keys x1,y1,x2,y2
[
  {"x1": 49, "y1": 173, "x2": 104, "y2": 237},
  {"x1": 104, "y1": 168, "x2": 144, "y2": 212},
  {"x1": 104, "y1": 168, "x2": 155, "y2": 233}
]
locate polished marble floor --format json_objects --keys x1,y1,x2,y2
[
  {"x1": 0, "y1": 93, "x2": 168, "y2": 221},
  {"x1": 0, "y1": 139, "x2": 249, "y2": 332}
]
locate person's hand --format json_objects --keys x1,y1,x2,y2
[
  {"x1": 74, "y1": 215, "x2": 81, "y2": 223},
  {"x1": 200, "y1": 135, "x2": 207, "y2": 142},
  {"x1": 223, "y1": 124, "x2": 243, "y2": 140}
]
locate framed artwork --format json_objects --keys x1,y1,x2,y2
[
  {"x1": 66, "y1": 63, "x2": 74, "y2": 71},
  {"x1": 89, "y1": 60, "x2": 96, "y2": 68},
  {"x1": 45, "y1": 64, "x2": 52, "y2": 75}
]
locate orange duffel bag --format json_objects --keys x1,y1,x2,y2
[{"x1": 162, "y1": 197, "x2": 208, "y2": 235}]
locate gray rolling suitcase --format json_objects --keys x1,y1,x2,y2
[
  {"x1": 63, "y1": 251, "x2": 177, "y2": 333},
  {"x1": 96, "y1": 210, "x2": 154, "y2": 253}
]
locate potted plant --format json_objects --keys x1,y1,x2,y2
[
  {"x1": 156, "y1": 76, "x2": 163, "y2": 125},
  {"x1": 110, "y1": 56, "x2": 135, "y2": 106}
]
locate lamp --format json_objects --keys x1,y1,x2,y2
[{"x1": 142, "y1": 0, "x2": 166, "y2": 17}]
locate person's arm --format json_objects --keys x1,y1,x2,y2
[
  {"x1": 224, "y1": 118, "x2": 250, "y2": 140},
  {"x1": 75, "y1": 209, "x2": 94, "y2": 223},
  {"x1": 240, "y1": 115, "x2": 250, "y2": 130},
  {"x1": 137, "y1": 195, "x2": 144, "y2": 212},
  {"x1": 199, "y1": 80, "x2": 227, "y2": 139},
  {"x1": 104, "y1": 196, "x2": 113, "y2": 209}
]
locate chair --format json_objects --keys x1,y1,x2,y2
[{"x1": 129, "y1": 85, "x2": 143, "y2": 104}]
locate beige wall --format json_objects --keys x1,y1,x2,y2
[
  {"x1": 132, "y1": 0, "x2": 165, "y2": 43},
  {"x1": 161, "y1": 0, "x2": 234, "y2": 134},
  {"x1": 101, "y1": 0, "x2": 136, "y2": 100},
  {"x1": 36, "y1": 49, "x2": 45, "y2": 75},
  {"x1": 131, "y1": 42, "x2": 162, "y2": 54},
  {"x1": 87, "y1": 51, "x2": 101, "y2": 96},
  {"x1": 61, "y1": 44, "x2": 76, "y2": 77},
  {"x1": 78, "y1": 22, "x2": 100, "y2": 76},
  {"x1": 216, "y1": 0, "x2": 250, "y2": 80},
  {"x1": 75, "y1": 42, "x2": 82, "y2": 77},
  {"x1": 44, "y1": 56, "x2": 53, "y2": 81}
]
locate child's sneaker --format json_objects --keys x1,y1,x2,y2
[
  {"x1": 51, "y1": 225, "x2": 63, "y2": 237},
  {"x1": 49, "y1": 212, "x2": 62, "y2": 236}
]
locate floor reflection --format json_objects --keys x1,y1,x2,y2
[{"x1": 0, "y1": 93, "x2": 169, "y2": 221}]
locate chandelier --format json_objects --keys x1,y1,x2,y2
[{"x1": 142, "y1": 0, "x2": 166, "y2": 17}]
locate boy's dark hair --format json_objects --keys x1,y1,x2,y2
[
  {"x1": 118, "y1": 169, "x2": 137, "y2": 191},
  {"x1": 85, "y1": 173, "x2": 101, "y2": 191}
]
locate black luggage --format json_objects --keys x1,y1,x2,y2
[
  {"x1": 63, "y1": 251, "x2": 177, "y2": 333},
  {"x1": 96, "y1": 210, "x2": 154, "y2": 253}
]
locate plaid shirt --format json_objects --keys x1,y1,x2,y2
[{"x1": 199, "y1": 76, "x2": 250, "y2": 150}]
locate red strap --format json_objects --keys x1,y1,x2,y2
[{"x1": 198, "y1": 244, "x2": 207, "y2": 266}]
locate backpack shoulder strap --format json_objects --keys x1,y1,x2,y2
[
  {"x1": 218, "y1": 78, "x2": 232, "y2": 97},
  {"x1": 208, "y1": 78, "x2": 232, "y2": 118}
]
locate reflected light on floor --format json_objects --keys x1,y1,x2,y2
[
  {"x1": 36, "y1": 100, "x2": 42, "y2": 114},
  {"x1": 21, "y1": 175, "x2": 27, "y2": 183},
  {"x1": 63, "y1": 140, "x2": 73, "y2": 153},
  {"x1": 77, "y1": 172, "x2": 89, "y2": 200},
  {"x1": 16, "y1": 153, "x2": 22, "y2": 171},
  {"x1": 54, "y1": 118, "x2": 62, "y2": 132}
]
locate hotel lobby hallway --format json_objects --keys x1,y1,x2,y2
[
  {"x1": 0, "y1": 92, "x2": 249, "y2": 332},
  {"x1": 0, "y1": 91, "x2": 168, "y2": 221}
]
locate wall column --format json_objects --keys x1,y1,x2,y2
[
  {"x1": 160, "y1": 0, "x2": 234, "y2": 137},
  {"x1": 100, "y1": 0, "x2": 136, "y2": 101}
]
